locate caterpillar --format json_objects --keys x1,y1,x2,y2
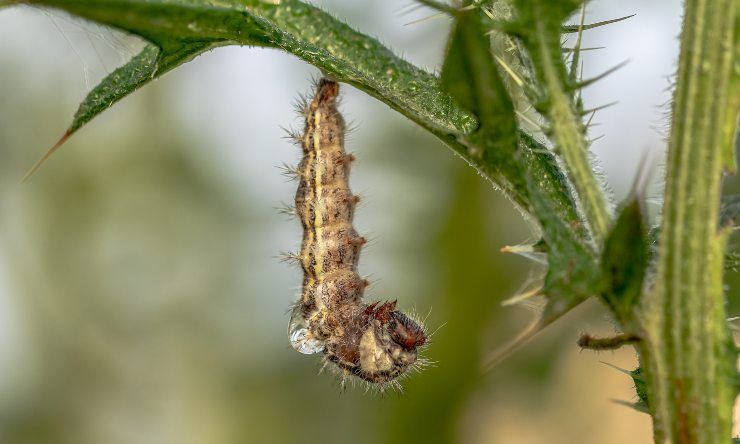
[{"x1": 286, "y1": 78, "x2": 427, "y2": 389}]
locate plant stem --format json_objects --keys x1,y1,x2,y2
[
  {"x1": 525, "y1": 3, "x2": 612, "y2": 247},
  {"x1": 637, "y1": 0, "x2": 736, "y2": 441}
]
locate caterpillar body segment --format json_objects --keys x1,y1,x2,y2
[{"x1": 287, "y1": 79, "x2": 427, "y2": 387}]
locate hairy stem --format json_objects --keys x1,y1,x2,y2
[
  {"x1": 637, "y1": 0, "x2": 736, "y2": 441},
  {"x1": 531, "y1": 14, "x2": 611, "y2": 246}
]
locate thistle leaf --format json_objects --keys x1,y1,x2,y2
[
  {"x1": 440, "y1": 6, "x2": 523, "y2": 202},
  {"x1": 600, "y1": 198, "x2": 648, "y2": 323},
  {"x1": 23, "y1": 41, "x2": 216, "y2": 180},
  {"x1": 26, "y1": 0, "x2": 477, "y2": 137}
]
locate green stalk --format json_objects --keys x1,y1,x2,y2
[
  {"x1": 531, "y1": 16, "x2": 611, "y2": 246},
  {"x1": 637, "y1": 0, "x2": 736, "y2": 441}
]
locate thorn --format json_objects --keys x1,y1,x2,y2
[
  {"x1": 403, "y1": 10, "x2": 446, "y2": 26},
  {"x1": 563, "y1": 46, "x2": 606, "y2": 53},
  {"x1": 589, "y1": 134, "x2": 605, "y2": 143},
  {"x1": 585, "y1": 109, "x2": 598, "y2": 128},
  {"x1": 21, "y1": 130, "x2": 72, "y2": 183},
  {"x1": 481, "y1": 6, "x2": 495, "y2": 21},
  {"x1": 395, "y1": 3, "x2": 425, "y2": 16},
  {"x1": 494, "y1": 55, "x2": 524, "y2": 87},
  {"x1": 562, "y1": 14, "x2": 635, "y2": 33},
  {"x1": 610, "y1": 399, "x2": 649, "y2": 413},
  {"x1": 482, "y1": 315, "x2": 545, "y2": 371},
  {"x1": 412, "y1": 0, "x2": 455, "y2": 14},
  {"x1": 573, "y1": 60, "x2": 630, "y2": 90},
  {"x1": 577, "y1": 332, "x2": 641, "y2": 350},
  {"x1": 501, "y1": 286, "x2": 541, "y2": 307},
  {"x1": 568, "y1": 3, "x2": 587, "y2": 82},
  {"x1": 600, "y1": 361, "x2": 637, "y2": 377},
  {"x1": 581, "y1": 101, "x2": 619, "y2": 115},
  {"x1": 515, "y1": 111, "x2": 543, "y2": 131},
  {"x1": 500, "y1": 243, "x2": 548, "y2": 266}
]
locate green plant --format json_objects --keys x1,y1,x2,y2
[{"x1": 4, "y1": 0, "x2": 737, "y2": 441}]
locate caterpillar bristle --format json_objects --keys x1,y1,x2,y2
[
  {"x1": 277, "y1": 162, "x2": 300, "y2": 181},
  {"x1": 278, "y1": 251, "x2": 302, "y2": 265},
  {"x1": 292, "y1": 92, "x2": 311, "y2": 117},
  {"x1": 275, "y1": 202, "x2": 298, "y2": 218},
  {"x1": 280, "y1": 125, "x2": 303, "y2": 146}
]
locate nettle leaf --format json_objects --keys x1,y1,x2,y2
[{"x1": 600, "y1": 198, "x2": 648, "y2": 324}]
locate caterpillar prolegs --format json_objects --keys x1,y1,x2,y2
[{"x1": 286, "y1": 79, "x2": 427, "y2": 387}]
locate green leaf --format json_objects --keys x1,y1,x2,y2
[
  {"x1": 21, "y1": 0, "x2": 587, "y2": 242},
  {"x1": 439, "y1": 5, "x2": 585, "y2": 240},
  {"x1": 602, "y1": 362, "x2": 649, "y2": 413},
  {"x1": 441, "y1": 7, "x2": 596, "y2": 321},
  {"x1": 26, "y1": 0, "x2": 477, "y2": 137},
  {"x1": 23, "y1": 41, "x2": 217, "y2": 180},
  {"x1": 519, "y1": 141, "x2": 596, "y2": 320},
  {"x1": 599, "y1": 198, "x2": 648, "y2": 324},
  {"x1": 529, "y1": 180, "x2": 596, "y2": 320},
  {"x1": 631, "y1": 366, "x2": 648, "y2": 408},
  {"x1": 440, "y1": 7, "x2": 525, "y2": 204}
]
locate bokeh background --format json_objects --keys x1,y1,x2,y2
[{"x1": 0, "y1": 1, "x2": 737, "y2": 443}]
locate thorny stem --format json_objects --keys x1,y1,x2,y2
[
  {"x1": 524, "y1": 2, "x2": 612, "y2": 247},
  {"x1": 637, "y1": 0, "x2": 736, "y2": 441}
]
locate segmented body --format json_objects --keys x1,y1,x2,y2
[{"x1": 288, "y1": 79, "x2": 426, "y2": 386}]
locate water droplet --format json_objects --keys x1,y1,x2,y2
[
  {"x1": 289, "y1": 327, "x2": 324, "y2": 354},
  {"x1": 288, "y1": 307, "x2": 324, "y2": 354}
]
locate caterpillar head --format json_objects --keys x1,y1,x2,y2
[
  {"x1": 323, "y1": 301, "x2": 427, "y2": 386},
  {"x1": 354, "y1": 301, "x2": 427, "y2": 384}
]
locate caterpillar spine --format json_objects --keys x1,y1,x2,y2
[{"x1": 286, "y1": 78, "x2": 427, "y2": 388}]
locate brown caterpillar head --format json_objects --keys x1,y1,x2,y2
[{"x1": 351, "y1": 301, "x2": 427, "y2": 384}]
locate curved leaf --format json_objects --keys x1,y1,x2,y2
[
  {"x1": 22, "y1": 40, "x2": 219, "y2": 180},
  {"x1": 27, "y1": 0, "x2": 478, "y2": 136}
]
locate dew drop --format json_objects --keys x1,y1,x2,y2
[
  {"x1": 288, "y1": 307, "x2": 324, "y2": 354},
  {"x1": 289, "y1": 327, "x2": 324, "y2": 355}
]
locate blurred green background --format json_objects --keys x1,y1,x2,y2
[{"x1": 0, "y1": 1, "x2": 736, "y2": 443}]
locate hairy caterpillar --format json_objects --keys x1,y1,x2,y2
[{"x1": 286, "y1": 78, "x2": 427, "y2": 388}]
